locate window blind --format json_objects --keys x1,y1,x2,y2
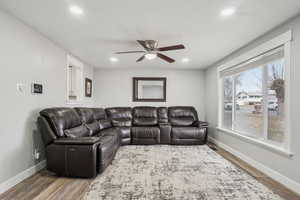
[{"x1": 220, "y1": 46, "x2": 284, "y2": 77}]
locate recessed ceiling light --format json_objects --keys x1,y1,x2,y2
[
  {"x1": 220, "y1": 7, "x2": 236, "y2": 17},
  {"x1": 109, "y1": 57, "x2": 118, "y2": 62},
  {"x1": 182, "y1": 58, "x2": 190, "y2": 63},
  {"x1": 69, "y1": 5, "x2": 84, "y2": 15}
]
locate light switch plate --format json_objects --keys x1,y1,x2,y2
[{"x1": 16, "y1": 83, "x2": 25, "y2": 93}]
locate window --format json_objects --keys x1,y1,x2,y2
[
  {"x1": 218, "y1": 31, "x2": 291, "y2": 153},
  {"x1": 234, "y1": 66, "x2": 264, "y2": 138},
  {"x1": 67, "y1": 55, "x2": 84, "y2": 104},
  {"x1": 222, "y1": 77, "x2": 233, "y2": 130},
  {"x1": 267, "y1": 59, "x2": 285, "y2": 143}
]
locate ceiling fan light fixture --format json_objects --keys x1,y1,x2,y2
[
  {"x1": 182, "y1": 58, "x2": 190, "y2": 63},
  {"x1": 145, "y1": 53, "x2": 157, "y2": 60}
]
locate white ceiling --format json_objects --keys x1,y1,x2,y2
[{"x1": 1, "y1": 0, "x2": 300, "y2": 69}]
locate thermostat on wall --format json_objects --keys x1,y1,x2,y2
[{"x1": 31, "y1": 83, "x2": 43, "y2": 94}]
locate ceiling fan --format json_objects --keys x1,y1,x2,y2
[{"x1": 115, "y1": 40, "x2": 185, "y2": 63}]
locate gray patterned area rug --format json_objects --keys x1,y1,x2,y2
[{"x1": 83, "y1": 145, "x2": 283, "y2": 200}]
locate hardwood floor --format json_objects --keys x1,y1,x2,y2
[
  {"x1": 208, "y1": 143, "x2": 300, "y2": 200},
  {"x1": 0, "y1": 171, "x2": 91, "y2": 200},
  {"x1": 0, "y1": 144, "x2": 299, "y2": 200}
]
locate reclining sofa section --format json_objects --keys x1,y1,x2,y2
[{"x1": 38, "y1": 106, "x2": 208, "y2": 178}]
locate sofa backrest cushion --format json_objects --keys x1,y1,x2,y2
[
  {"x1": 133, "y1": 106, "x2": 158, "y2": 126},
  {"x1": 91, "y1": 108, "x2": 112, "y2": 130},
  {"x1": 168, "y1": 106, "x2": 198, "y2": 126},
  {"x1": 40, "y1": 108, "x2": 82, "y2": 137},
  {"x1": 74, "y1": 107, "x2": 101, "y2": 135},
  {"x1": 158, "y1": 107, "x2": 168, "y2": 123},
  {"x1": 98, "y1": 120, "x2": 112, "y2": 130},
  {"x1": 74, "y1": 107, "x2": 94, "y2": 124},
  {"x1": 106, "y1": 107, "x2": 132, "y2": 127},
  {"x1": 91, "y1": 108, "x2": 106, "y2": 120}
]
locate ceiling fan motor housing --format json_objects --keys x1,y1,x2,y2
[{"x1": 145, "y1": 40, "x2": 158, "y2": 50}]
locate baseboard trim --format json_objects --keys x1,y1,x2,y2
[
  {"x1": 208, "y1": 137, "x2": 300, "y2": 195},
  {"x1": 0, "y1": 160, "x2": 46, "y2": 194}
]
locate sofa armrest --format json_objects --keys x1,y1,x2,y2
[
  {"x1": 46, "y1": 141, "x2": 98, "y2": 178},
  {"x1": 193, "y1": 121, "x2": 208, "y2": 128},
  {"x1": 53, "y1": 137, "x2": 101, "y2": 145},
  {"x1": 38, "y1": 116, "x2": 57, "y2": 146}
]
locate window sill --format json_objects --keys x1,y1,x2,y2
[{"x1": 216, "y1": 127, "x2": 294, "y2": 158}]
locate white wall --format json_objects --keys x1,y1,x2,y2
[
  {"x1": 0, "y1": 10, "x2": 94, "y2": 189},
  {"x1": 205, "y1": 15, "x2": 300, "y2": 191},
  {"x1": 94, "y1": 68, "x2": 206, "y2": 120}
]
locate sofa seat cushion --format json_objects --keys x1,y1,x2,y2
[
  {"x1": 107, "y1": 127, "x2": 130, "y2": 145},
  {"x1": 132, "y1": 127, "x2": 160, "y2": 139},
  {"x1": 64, "y1": 125, "x2": 90, "y2": 138},
  {"x1": 97, "y1": 135, "x2": 119, "y2": 173},
  {"x1": 114, "y1": 127, "x2": 130, "y2": 138},
  {"x1": 99, "y1": 128, "x2": 119, "y2": 137},
  {"x1": 121, "y1": 138, "x2": 131, "y2": 145},
  {"x1": 98, "y1": 135, "x2": 119, "y2": 155},
  {"x1": 98, "y1": 128, "x2": 121, "y2": 145},
  {"x1": 172, "y1": 127, "x2": 205, "y2": 139}
]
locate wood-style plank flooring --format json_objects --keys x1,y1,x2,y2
[
  {"x1": 0, "y1": 144, "x2": 299, "y2": 200},
  {"x1": 0, "y1": 171, "x2": 91, "y2": 200},
  {"x1": 208, "y1": 143, "x2": 300, "y2": 200}
]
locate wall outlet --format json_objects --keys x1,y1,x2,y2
[{"x1": 34, "y1": 149, "x2": 40, "y2": 160}]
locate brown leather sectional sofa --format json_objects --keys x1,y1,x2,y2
[{"x1": 38, "y1": 106, "x2": 208, "y2": 178}]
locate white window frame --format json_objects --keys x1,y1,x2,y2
[
  {"x1": 66, "y1": 54, "x2": 84, "y2": 105},
  {"x1": 217, "y1": 30, "x2": 293, "y2": 157}
]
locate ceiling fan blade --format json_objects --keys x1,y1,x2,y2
[
  {"x1": 115, "y1": 51, "x2": 145, "y2": 54},
  {"x1": 157, "y1": 53, "x2": 175, "y2": 63},
  {"x1": 136, "y1": 55, "x2": 145, "y2": 62},
  {"x1": 158, "y1": 44, "x2": 185, "y2": 51},
  {"x1": 137, "y1": 40, "x2": 149, "y2": 50}
]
